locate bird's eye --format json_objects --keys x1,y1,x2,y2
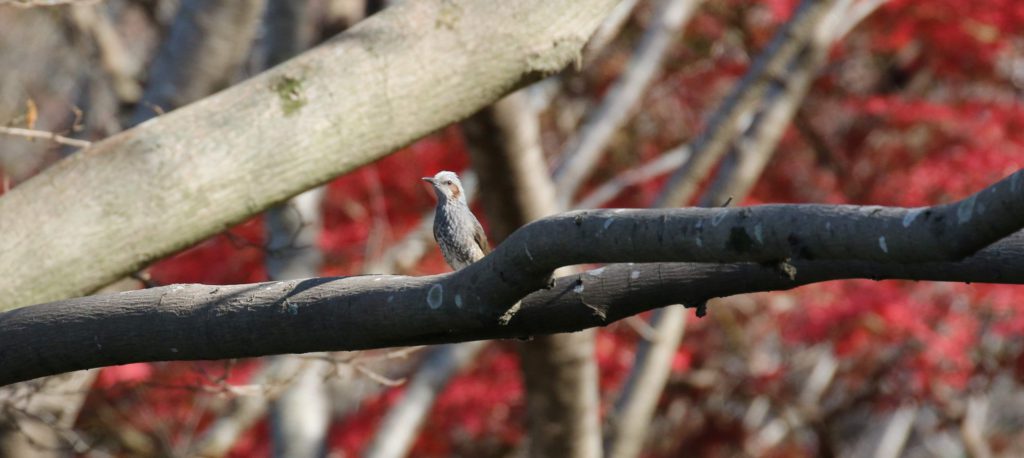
[{"x1": 445, "y1": 181, "x2": 452, "y2": 185}]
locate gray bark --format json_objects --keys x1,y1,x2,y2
[{"x1": 0, "y1": 0, "x2": 621, "y2": 312}]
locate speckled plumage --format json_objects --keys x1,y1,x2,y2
[{"x1": 423, "y1": 171, "x2": 490, "y2": 270}]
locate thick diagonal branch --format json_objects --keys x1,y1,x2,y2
[{"x1": 0, "y1": 0, "x2": 620, "y2": 311}]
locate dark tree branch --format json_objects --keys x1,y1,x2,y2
[
  {"x1": 1, "y1": 229, "x2": 1022, "y2": 388},
  {"x1": 0, "y1": 170, "x2": 1022, "y2": 386}
]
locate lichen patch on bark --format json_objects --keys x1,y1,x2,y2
[{"x1": 271, "y1": 75, "x2": 307, "y2": 116}]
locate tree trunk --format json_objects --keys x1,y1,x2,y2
[{"x1": 465, "y1": 92, "x2": 602, "y2": 457}]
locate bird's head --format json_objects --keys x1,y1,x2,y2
[{"x1": 422, "y1": 171, "x2": 466, "y2": 204}]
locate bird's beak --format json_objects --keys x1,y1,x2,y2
[{"x1": 421, "y1": 177, "x2": 435, "y2": 184}]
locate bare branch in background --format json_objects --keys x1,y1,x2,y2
[
  {"x1": 129, "y1": 0, "x2": 267, "y2": 125},
  {"x1": 962, "y1": 395, "x2": 993, "y2": 458},
  {"x1": 603, "y1": 304, "x2": 687, "y2": 458},
  {"x1": 67, "y1": 3, "x2": 143, "y2": 102},
  {"x1": 0, "y1": 0, "x2": 99, "y2": 7},
  {"x1": 554, "y1": 0, "x2": 701, "y2": 209},
  {"x1": 364, "y1": 342, "x2": 487, "y2": 458},
  {"x1": 0, "y1": 370, "x2": 97, "y2": 456},
  {"x1": 0, "y1": 126, "x2": 91, "y2": 149},
  {"x1": 655, "y1": 0, "x2": 834, "y2": 208},
  {"x1": 264, "y1": 186, "x2": 330, "y2": 458},
  {"x1": 582, "y1": 0, "x2": 641, "y2": 61},
  {"x1": 874, "y1": 405, "x2": 917, "y2": 458},
  {"x1": 576, "y1": 145, "x2": 690, "y2": 209},
  {"x1": 187, "y1": 357, "x2": 310, "y2": 457}
]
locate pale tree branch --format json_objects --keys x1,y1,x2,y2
[
  {"x1": 603, "y1": 303, "x2": 687, "y2": 458},
  {"x1": 0, "y1": 0, "x2": 621, "y2": 311},
  {"x1": 263, "y1": 147, "x2": 330, "y2": 458},
  {"x1": 874, "y1": 405, "x2": 917, "y2": 458},
  {"x1": 1, "y1": 169, "x2": 1022, "y2": 386},
  {"x1": 962, "y1": 394, "x2": 993, "y2": 458},
  {"x1": 521, "y1": 0, "x2": 641, "y2": 117}
]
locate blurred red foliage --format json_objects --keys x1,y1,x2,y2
[{"x1": 76, "y1": 0, "x2": 1024, "y2": 455}]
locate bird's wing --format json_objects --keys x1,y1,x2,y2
[{"x1": 472, "y1": 218, "x2": 491, "y2": 256}]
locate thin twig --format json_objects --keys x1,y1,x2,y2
[
  {"x1": 0, "y1": 0, "x2": 101, "y2": 7},
  {"x1": 352, "y1": 363, "x2": 407, "y2": 387},
  {"x1": 0, "y1": 126, "x2": 91, "y2": 148},
  {"x1": 576, "y1": 146, "x2": 691, "y2": 208}
]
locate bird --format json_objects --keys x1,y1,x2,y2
[{"x1": 422, "y1": 171, "x2": 490, "y2": 270}]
